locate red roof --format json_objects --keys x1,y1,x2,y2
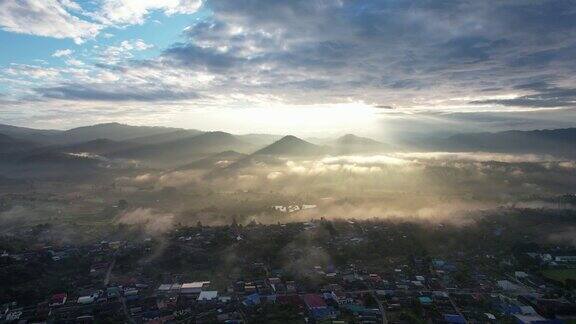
[
  {"x1": 50, "y1": 293, "x2": 67, "y2": 304},
  {"x1": 302, "y1": 294, "x2": 327, "y2": 309}
]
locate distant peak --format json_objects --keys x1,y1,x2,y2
[
  {"x1": 255, "y1": 135, "x2": 320, "y2": 156},
  {"x1": 340, "y1": 134, "x2": 359, "y2": 140},
  {"x1": 97, "y1": 122, "x2": 123, "y2": 126},
  {"x1": 278, "y1": 135, "x2": 304, "y2": 142},
  {"x1": 336, "y1": 134, "x2": 381, "y2": 145},
  {"x1": 205, "y1": 131, "x2": 232, "y2": 136},
  {"x1": 88, "y1": 122, "x2": 124, "y2": 127}
]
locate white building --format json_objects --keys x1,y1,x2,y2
[
  {"x1": 198, "y1": 291, "x2": 218, "y2": 301},
  {"x1": 181, "y1": 281, "x2": 210, "y2": 294}
]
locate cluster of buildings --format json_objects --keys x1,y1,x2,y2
[{"x1": 2, "y1": 219, "x2": 576, "y2": 323}]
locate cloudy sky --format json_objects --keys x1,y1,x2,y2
[{"x1": 1, "y1": 0, "x2": 575, "y2": 138}]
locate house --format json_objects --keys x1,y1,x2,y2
[
  {"x1": 124, "y1": 288, "x2": 138, "y2": 296},
  {"x1": 515, "y1": 271, "x2": 529, "y2": 278},
  {"x1": 287, "y1": 205, "x2": 300, "y2": 213},
  {"x1": 49, "y1": 293, "x2": 67, "y2": 307},
  {"x1": 554, "y1": 256, "x2": 576, "y2": 263},
  {"x1": 412, "y1": 280, "x2": 424, "y2": 288},
  {"x1": 169, "y1": 283, "x2": 181, "y2": 293},
  {"x1": 244, "y1": 283, "x2": 257, "y2": 293},
  {"x1": 243, "y1": 293, "x2": 261, "y2": 307},
  {"x1": 5, "y1": 310, "x2": 22, "y2": 321},
  {"x1": 106, "y1": 287, "x2": 122, "y2": 298},
  {"x1": 286, "y1": 281, "x2": 297, "y2": 293},
  {"x1": 180, "y1": 281, "x2": 210, "y2": 295},
  {"x1": 302, "y1": 294, "x2": 338, "y2": 320},
  {"x1": 514, "y1": 313, "x2": 551, "y2": 324},
  {"x1": 501, "y1": 302, "x2": 548, "y2": 322},
  {"x1": 267, "y1": 277, "x2": 283, "y2": 293},
  {"x1": 485, "y1": 313, "x2": 497, "y2": 321},
  {"x1": 157, "y1": 284, "x2": 172, "y2": 294},
  {"x1": 443, "y1": 314, "x2": 466, "y2": 323},
  {"x1": 433, "y1": 291, "x2": 449, "y2": 299},
  {"x1": 273, "y1": 206, "x2": 287, "y2": 212},
  {"x1": 418, "y1": 296, "x2": 433, "y2": 305},
  {"x1": 197, "y1": 291, "x2": 218, "y2": 301},
  {"x1": 219, "y1": 296, "x2": 233, "y2": 303},
  {"x1": 77, "y1": 295, "x2": 96, "y2": 304},
  {"x1": 498, "y1": 280, "x2": 522, "y2": 292}
]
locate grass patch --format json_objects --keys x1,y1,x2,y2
[{"x1": 542, "y1": 268, "x2": 576, "y2": 284}]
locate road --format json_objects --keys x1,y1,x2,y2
[
  {"x1": 366, "y1": 282, "x2": 388, "y2": 324},
  {"x1": 103, "y1": 255, "x2": 116, "y2": 286}
]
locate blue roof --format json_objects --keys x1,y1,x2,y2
[
  {"x1": 311, "y1": 306, "x2": 337, "y2": 319},
  {"x1": 444, "y1": 314, "x2": 466, "y2": 323},
  {"x1": 501, "y1": 304, "x2": 523, "y2": 315},
  {"x1": 418, "y1": 296, "x2": 433, "y2": 304},
  {"x1": 243, "y1": 293, "x2": 261, "y2": 306}
]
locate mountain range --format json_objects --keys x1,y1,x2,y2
[{"x1": 1, "y1": 122, "x2": 575, "y2": 176}]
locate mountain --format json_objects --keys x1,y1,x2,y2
[
  {"x1": 0, "y1": 133, "x2": 40, "y2": 154},
  {"x1": 0, "y1": 124, "x2": 61, "y2": 143},
  {"x1": 110, "y1": 131, "x2": 253, "y2": 166},
  {"x1": 441, "y1": 128, "x2": 576, "y2": 157},
  {"x1": 335, "y1": 134, "x2": 381, "y2": 146},
  {"x1": 7, "y1": 150, "x2": 106, "y2": 180},
  {"x1": 331, "y1": 134, "x2": 391, "y2": 154},
  {"x1": 236, "y1": 134, "x2": 284, "y2": 148},
  {"x1": 18, "y1": 151, "x2": 102, "y2": 169},
  {"x1": 254, "y1": 135, "x2": 325, "y2": 156},
  {"x1": 128, "y1": 129, "x2": 203, "y2": 145},
  {"x1": 52, "y1": 123, "x2": 184, "y2": 144},
  {"x1": 174, "y1": 151, "x2": 246, "y2": 171},
  {"x1": 211, "y1": 135, "x2": 321, "y2": 178},
  {"x1": 60, "y1": 138, "x2": 138, "y2": 155}
]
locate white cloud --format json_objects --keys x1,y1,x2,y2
[
  {"x1": 65, "y1": 58, "x2": 85, "y2": 66},
  {"x1": 133, "y1": 39, "x2": 154, "y2": 51},
  {"x1": 322, "y1": 155, "x2": 411, "y2": 166},
  {"x1": 6, "y1": 64, "x2": 60, "y2": 79},
  {"x1": 0, "y1": 1, "x2": 201, "y2": 43},
  {"x1": 393, "y1": 152, "x2": 561, "y2": 163},
  {"x1": 52, "y1": 49, "x2": 74, "y2": 57},
  {"x1": 0, "y1": 0, "x2": 102, "y2": 44},
  {"x1": 93, "y1": 0, "x2": 202, "y2": 25},
  {"x1": 58, "y1": 0, "x2": 82, "y2": 11},
  {"x1": 100, "y1": 39, "x2": 154, "y2": 62}
]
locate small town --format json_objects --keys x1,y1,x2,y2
[{"x1": 2, "y1": 210, "x2": 576, "y2": 323}]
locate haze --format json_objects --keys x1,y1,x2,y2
[{"x1": 1, "y1": 1, "x2": 576, "y2": 323}]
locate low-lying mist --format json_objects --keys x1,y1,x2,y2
[{"x1": 113, "y1": 151, "x2": 575, "y2": 229}]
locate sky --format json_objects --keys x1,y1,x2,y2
[{"x1": 0, "y1": 0, "x2": 576, "y2": 138}]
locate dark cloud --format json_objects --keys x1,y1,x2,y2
[
  {"x1": 164, "y1": 43, "x2": 241, "y2": 71},
  {"x1": 37, "y1": 84, "x2": 200, "y2": 102},
  {"x1": 146, "y1": 0, "x2": 574, "y2": 107},
  {"x1": 6, "y1": 0, "x2": 576, "y2": 115}
]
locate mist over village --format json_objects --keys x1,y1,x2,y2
[{"x1": 1, "y1": 1, "x2": 576, "y2": 323}]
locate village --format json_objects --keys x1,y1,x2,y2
[{"x1": 2, "y1": 209, "x2": 576, "y2": 324}]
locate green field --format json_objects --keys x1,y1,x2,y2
[{"x1": 542, "y1": 268, "x2": 576, "y2": 284}]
